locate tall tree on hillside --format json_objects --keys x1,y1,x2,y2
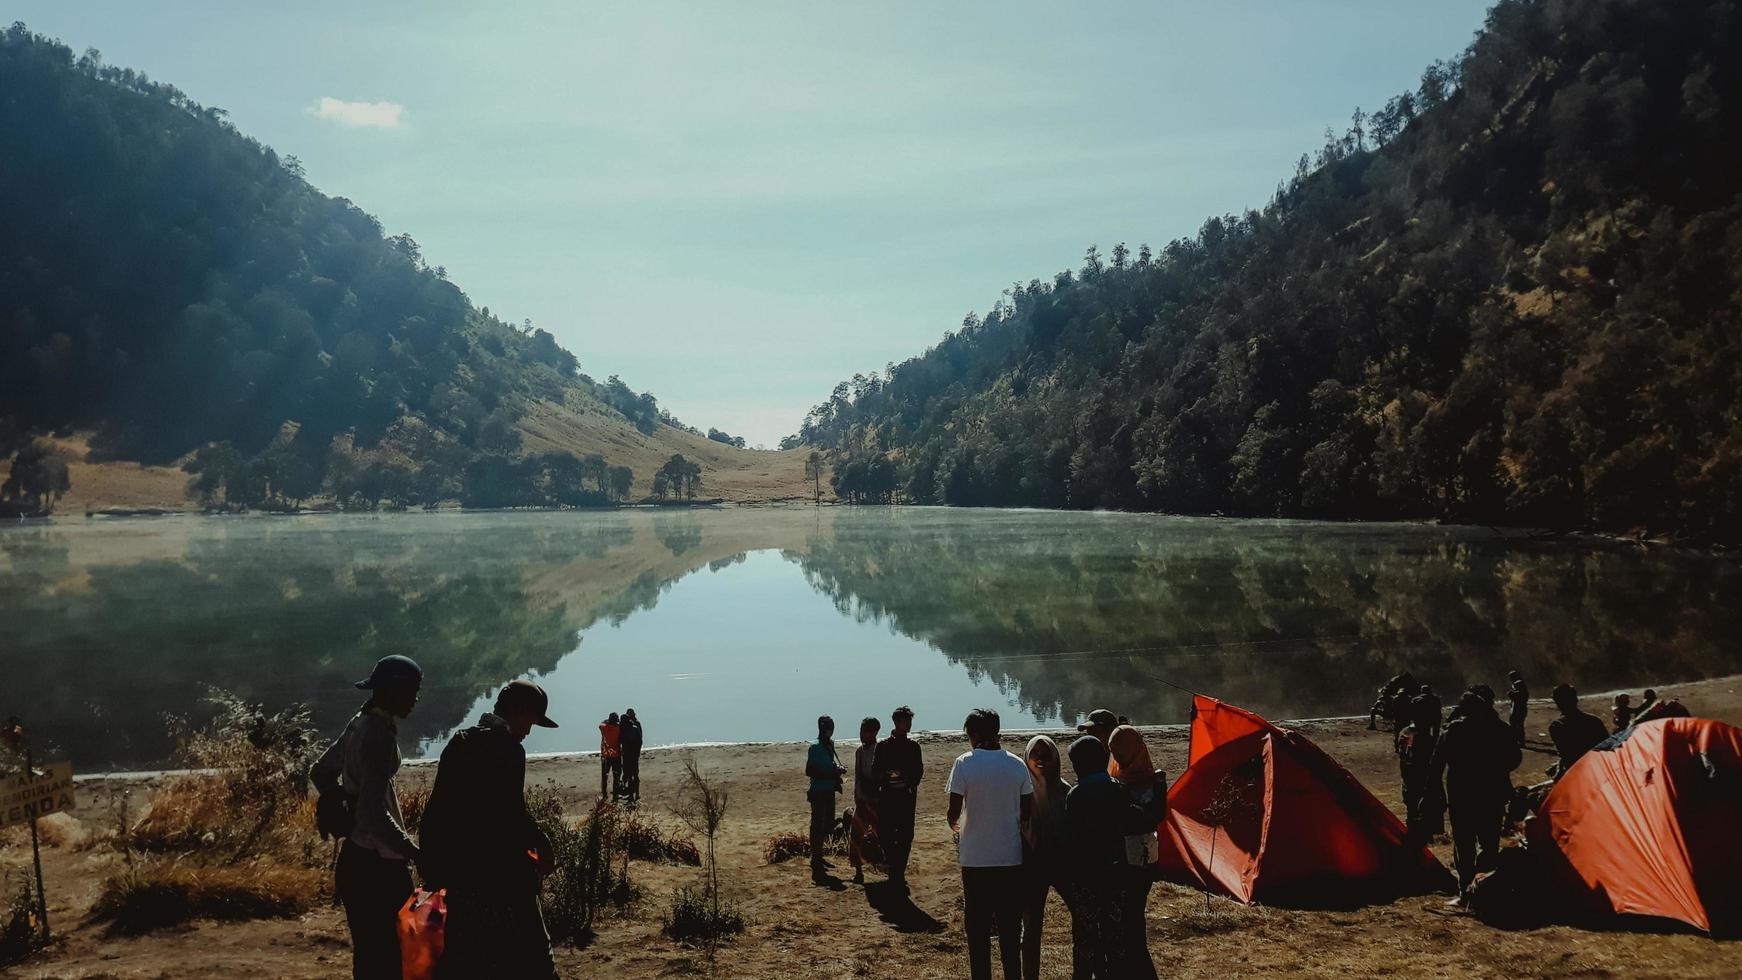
[
  {"x1": 805, "y1": 451, "x2": 824, "y2": 505},
  {"x1": 608, "y1": 465, "x2": 634, "y2": 502}
]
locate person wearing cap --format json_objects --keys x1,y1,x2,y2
[
  {"x1": 310, "y1": 654, "x2": 424, "y2": 980},
  {"x1": 421, "y1": 679, "x2": 562, "y2": 980},
  {"x1": 872, "y1": 705, "x2": 924, "y2": 891},
  {"x1": 1077, "y1": 709, "x2": 1119, "y2": 745}
]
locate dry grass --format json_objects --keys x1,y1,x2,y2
[
  {"x1": 92, "y1": 860, "x2": 321, "y2": 935},
  {"x1": 621, "y1": 814, "x2": 701, "y2": 867},
  {"x1": 92, "y1": 691, "x2": 327, "y2": 934}
]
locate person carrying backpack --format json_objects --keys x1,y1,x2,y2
[{"x1": 310, "y1": 655, "x2": 423, "y2": 980}]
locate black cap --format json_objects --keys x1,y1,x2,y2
[
  {"x1": 498, "y1": 679, "x2": 559, "y2": 728},
  {"x1": 355, "y1": 655, "x2": 422, "y2": 690},
  {"x1": 1077, "y1": 708, "x2": 1118, "y2": 732}
]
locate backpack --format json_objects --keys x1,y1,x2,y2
[{"x1": 311, "y1": 724, "x2": 358, "y2": 841}]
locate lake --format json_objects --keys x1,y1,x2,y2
[{"x1": 3, "y1": 508, "x2": 1739, "y2": 771}]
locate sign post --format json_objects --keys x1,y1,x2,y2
[{"x1": 1, "y1": 740, "x2": 74, "y2": 943}]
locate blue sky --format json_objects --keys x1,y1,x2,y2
[{"x1": 14, "y1": 1, "x2": 1494, "y2": 447}]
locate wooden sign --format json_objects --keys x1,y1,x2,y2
[{"x1": 0, "y1": 762, "x2": 75, "y2": 829}]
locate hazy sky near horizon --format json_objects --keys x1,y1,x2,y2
[{"x1": 15, "y1": 1, "x2": 1493, "y2": 446}]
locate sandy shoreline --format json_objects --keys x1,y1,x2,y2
[{"x1": 9, "y1": 674, "x2": 1741, "y2": 979}]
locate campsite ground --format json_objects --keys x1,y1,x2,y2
[{"x1": 7, "y1": 679, "x2": 1742, "y2": 979}]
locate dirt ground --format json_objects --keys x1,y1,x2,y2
[{"x1": 5, "y1": 679, "x2": 1741, "y2": 979}]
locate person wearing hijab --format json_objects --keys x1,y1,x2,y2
[
  {"x1": 1104, "y1": 726, "x2": 1164, "y2": 980},
  {"x1": 1021, "y1": 736, "x2": 1073, "y2": 980}
]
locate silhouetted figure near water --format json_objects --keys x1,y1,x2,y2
[
  {"x1": 620, "y1": 708, "x2": 643, "y2": 803},
  {"x1": 600, "y1": 711, "x2": 622, "y2": 800},
  {"x1": 1547, "y1": 684, "x2": 1609, "y2": 779},
  {"x1": 1397, "y1": 685, "x2": 1445, "y2": 843},
  {"x1": 311, "y1": 655, "x2": 423, "y2": 980},
  {"x1": 1612, "y1": 694, "x2": 1635, "y2": 733},
  {"x1": 1507, "y1": 671, "x2": 1529, "y2": 747},
  {"x1": 1369, "y1": 672, "x2": 1418, "y2": 731},
  {"x1": 420, "y1": 680, "x2": 561, "y2": 980},
  {"x1": 1432, "y1": 690, "x2": 1521, "y2": 904},
  {"x1": 874, "y1": 705, "x2": 924, "y2": 891}
]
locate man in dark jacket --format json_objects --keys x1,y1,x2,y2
[
  {"x1": 620, "y1": 708, "x2": 644, "y2": 804},
  {"x1": 1062, "y1": 736, "x2": 1158, "y2": 979},
  {"x1": 873, "y1": 705, "x2": 923, "y2": 891},
  {"x1": 1431, "y1": 690, "x2": 1522, "y2": 903},
  {"x1": 1547, "y1": 683, "x2": 1609, "y2": 778},
  {"x1": 420, "y1": 680, "x2": 561, "y2": 980}
]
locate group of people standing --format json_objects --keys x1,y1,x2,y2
[
  {"x1": 807, "y1": 706, "x2": 1165, "y2": 980},
  {"x1": 1385, "y1": 668, "x2": 1688, "y2": 905},
  {"x1": 598, "y1": 708, "x2": 644, "y2": 803},
  {"x1": 311, "y1": 655, "x2": 562, "y2": 980}
]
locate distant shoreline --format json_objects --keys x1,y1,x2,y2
[{"x1": 71, "y1": 672, "x2": 1739, "y2": 784}]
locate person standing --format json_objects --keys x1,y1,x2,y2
[
  {"x1": 1611, "y1": 694, "x2": 1635, "y2": 733},
  {"x1": 599, "y1": 711, "x2": 623, "y2": 800},
  {"x1": 873, "y1": 705, "x2": 924, "y2": 891},
  {"x1": 1507, "y1": 671, "x2": 1529, "y2": 747},
  {"x1": 1400, "y1": 684, "x2": 1445, "y2": 842},
  {"x1": 1076, "y1": 708, "x2": 1119, "y2": 745},
  {"x1": 850, "y1": 716, "x2": 882, "y2": 885},
  {"x1": 1431, "y1": 690, "x2": 1521, "y2": 904},
  {"x1": 620, "y1": 708, "x2": 644, "y2": 804},
  {"x1": 946, "y1": 708, "x2": 1034, "y2": 980},
  {"x1": 420, "y1": 680, "x2": 561, "y2": 980},
  {"x1": 1105, "y1": 727, "x2": 1163, "y2": 980},
  {"x1": 1547, "y1": 684, "x2": 1610, "y2": 778},
  {"x1": 1061, "y1": 735, "x2": 1154, "y2": 979},
  {"x1": 311, "y1": 655, "x2": 423, "y2": 980},
  {"x1": 1021, "y1": 735, "x2": 1072, "y2": 980},
  {"x1": 806, "y1": 715, "x2": 847, "y2": 883}
]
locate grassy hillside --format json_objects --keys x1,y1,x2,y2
[
  {"x1": 0, "y1": 24, "x2": 814, "y2": 512},
  {"x1": 794, "y1": 0, "x2": 1742, "y2": 543}
]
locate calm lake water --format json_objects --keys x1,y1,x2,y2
[{"x1": 3, "y1": 508, "x2": 1739, "y2": 770}]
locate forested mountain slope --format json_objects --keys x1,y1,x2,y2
[
  {"x1": 0, "y1": 25, "x2": 803, "y2": 509},
  {"x1": 793, "y1": 0, "x2": 1742, "y2": 543}
]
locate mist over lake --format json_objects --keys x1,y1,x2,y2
[{"x1": 2, "y1": 508, "x2": 1737, "y2": 770}]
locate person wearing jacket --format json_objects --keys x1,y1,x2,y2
[
  {"x1": 420, "y1": 680, "x2": 561, "y2": 980},
  {"x1": 620, "y1": 708, "x2": 644, "y2": 803},
  {"x1": 806, "y1": 715, "x2": 848, "y2": 883},
  {"x1": 310, "y1": 655, "x2": 423, "y2": 980},
  {"x1": 1105, "y1": 726, "x2": 1164, "y2": 980},
  {"x1": 873, "y1": 705, "x2": 924, "y2": 891},
  {"x1": 1063, "y1": 735, "x2": 1158, "y2": 980},
  {"x1": 600, "y1": 712, "x2": 623, "y2": 800},
  {"x1": 1431, "y1": 689, "x2": 1522, "y2": 904},
  {"x1": 1021, "y1": 735, "x2": 1072, "y2": 980}
]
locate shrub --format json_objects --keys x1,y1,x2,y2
[
  {"x1": 92, "y1": 860, "x2": 319, "y2": 935},
  {"x1": 620, "y1": 813, "x2": 700, "y2": 866},
  {"x1": 762, "y1": 812, "x2": 854, "y2": 865},
  {"x1": 96, "y1": 689, "x2": 326, "y2": 932},
  {"x1": 0, "y1": 876, "x2": 42, "y2": 967},
  {"x1": 530, "y1": 787, "x2": 636, "y2": 946},
  {"x1": 663, "y1": 885, "x2": 744, "y2": 944}
]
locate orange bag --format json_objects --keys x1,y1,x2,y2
[{"x1": 397, "y1": 888, "x2": 447, "y2": 980}]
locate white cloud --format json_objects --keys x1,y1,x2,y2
[{"x1": 307, "y1": 97, "x2": 406, "y2": 129}]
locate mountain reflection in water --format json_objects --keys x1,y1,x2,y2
[{"x1": 2, "y1": 509, "x2": 1737, "y2": 770}]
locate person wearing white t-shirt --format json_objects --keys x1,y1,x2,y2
[{"x1": 946, "y1": 708, "x2": 1034, "y2": 980}]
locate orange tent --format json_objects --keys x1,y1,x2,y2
[
  {"x1": 1157, "y1": 694, "x2": 1448, "y2": 904},
  {"x1": 1528, "y1": 717, "x2": 1742, "y2": 934}
]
